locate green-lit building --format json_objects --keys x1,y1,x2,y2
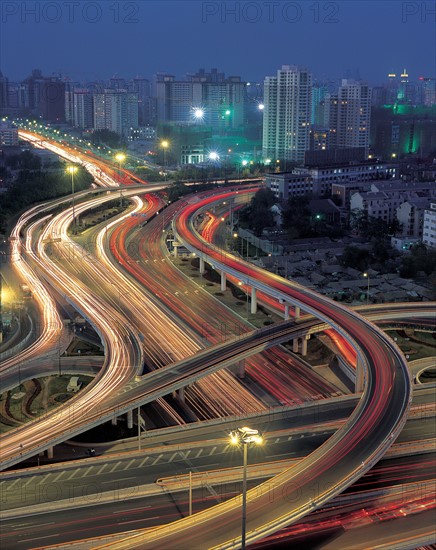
[
  {"x1": 371, "y1": 104, "x2": 436, "y2": 159},
  {"x1": 157, "y1": 122, "x2": 262, "y2": 166}
]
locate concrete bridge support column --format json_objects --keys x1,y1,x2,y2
[
  {"x1": 293, "y1": 338, "x2": 299, "y2": 353},
  {"x1": 220, "y1": 271, "x2": 227, "y2": 291},
  {"x1": 127, "y1": 410, "x2": 133, "y2": 429},
  {"x1": 295, "y1": 306, "x2": 300, "y2": 320},
  {"x1": 238, "y1": 359, "x2": 245, "y2": 378},
  {"x1": 301, "y1": 334, "x2": 310, "y2": 356},
  {"x1": 199, "y1": 257, "x2": 205, "y2": 275},
  {"x1": 173, "y1": 242, "x2": 179, "y2": 257},
  {"x1": 251, "y1": 287, "x2": 257, "y2": 314},
  {"x1": 356, "y1": 358, "x2": 365, "y2": 393},
  {"x1": 284, "y1": 303, "x2": 290, "y2": 321},
  {"x1": 111, "y1": 416, "x2": 117, "y2": 426},
  {"x1": 178, "y1": 387, "x2": 185, "y2": 403},
  {"x1": 47, "y1": 447, "x2": 53, "y2": 459}
]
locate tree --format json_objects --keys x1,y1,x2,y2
[
  {"x1": 399, "y1": 243, "x2": 436, "y2": 277},
  {"x1": 350, "y1": 209, "x2": 370, "y2": 233},
  {"x1": 239, "y1": 188, "x2": 275, "y2": 236},
  {"x1": 282, "y1": 196, "x2": 312, "y2": 239},
  {"x1": 340, "y1": 246, "x2": 370, "y2": 271},
  {"x1": 0, "y1": 164, "x2": 93, "y2": 234},
  {"x1": 90, "y1": 129, "x2": 125, "y2": 149},
  {"x1": 167, "y1": 181, "x2": 190, "y2": 202},
  {"x1": 371, "y1": 240, "x2": 390, "y2": 264}
]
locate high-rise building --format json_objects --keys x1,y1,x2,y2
[
  {"x1": 323, "y1": 94, "x2": 339, "y2": 148},
  {"x1": 311, "y1": 83, "x2": 329, "y2": 125},
  {"x1": 418, "y1": 77, "x2": 436, "y2": 106},
  {"x1": 37, "y1": 77, "x2": 66, "y2": 121},
  {"x1": 65, "y1": 89, "x2": 74, "y2": 124},
  {"x1": 386, "y1": 72, "x2": 399, "y2": 104},
  {"x1": 0, "y1": 71, "x2": 8, "y2": 111},
  {"x1": 262, "y1": 65, "x2": 312, "y2": 163},
  {"x1": 155, "y1": 68, "x2": 247, "y2": 130},
  {"x1": 93, "y1": 91, "x2": 138, "y2": 135},
  {"x1": 336, "y1": 79, "x2": 371, "y2": 155},
  {"x1": 132, "y1": 76, "x2": 152, "y2": 125},
  {"x1": 397, "y1": 69, "x2": 416, "y2": 104},
  {"x1": 109, "y1": 75, "x2": 127, "y2": 91},
  {"x1": 0, "y1": 120, "x2": 19, "y2": 146},
  {"x1": 72, "y1": 90, "x2": 94, "y2": 129},
  {"x1": 20, "y1": 69, "x2": 45, "y2": 111},
  {"x1": 422, "y1": 203, "x2": 436, "y2": 249},
  {"x1": 19, "y1": 70, "x2": 65, "y2": 121},
  {"x1": 125, "y1": 92, "x2": 139, "y2": 130},
  {"x1": 7, "y1": 82, "x2": 20, "y2": 109}
]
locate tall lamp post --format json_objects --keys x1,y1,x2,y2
[
  {"x1": 115, "y1": 153, "x2": 126, "y2": 184},
  {"x1": 363, "y1": 271, "x2": 370, "y2": 305},
  {"x1": 229, "y1": 427, "x2": 264, "y2": 550},
  {"x1": 115, "y1": 153, "x2": 126, "y2": 207},
  {"x1": 208, "y1": 151, "x2": 220, "y2": 184},
  {"x1": 160, "y1": 140, "x2": 169, "y2": 180},
  {"x1": 66, "y1": 166, "x2": 78, "y2": 225}
]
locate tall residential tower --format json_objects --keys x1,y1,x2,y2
[
  {"x1": 336, "y1": 79, "x2": 371, "y2": 155},
  {"x1": 262, "y1": 65, "x2": 312, "y2": 164}
]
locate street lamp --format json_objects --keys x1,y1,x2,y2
[
  {"x1": 238, "y1": 280, "x2": 250, "y2": 319},
  {"x1": 208, "y1": 151, "x2": 220, "y2": 161},
  {"x1": 160, "y1": 140, "x2": 169, "y2": 179},
  {"x1": 207, "y1": 152, "x2": 220, "y2": 183},
  {"x1": 115, "y1": 153, "x2": 125, "y2": 185},
  {"x1": 363, "y1": 272, "x2": 370, "y2": 305},
  {"x1": 66, "y1": 166, "x2": 78, "y2": 225},
  {"x1": 192, "y1": 107, "x2": 205, "y2": 122},
  {"x1": 115, "y1": 153, "x2": 126, "y2": 207},
  {"x1": 229, "y1": 427, "x2": 264, "y2": 550}
]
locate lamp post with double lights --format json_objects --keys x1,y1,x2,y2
[
  {"x1": 66, "y1": 166, "x2": 78, "y2": 226},
  {"x1": 229, "y1": 427, "x2": 264, "y2": 550}
]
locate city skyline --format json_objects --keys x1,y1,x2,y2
[{"x1": 1, "y1": 1, "x2": 434, "y2": 83}]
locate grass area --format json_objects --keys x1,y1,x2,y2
[
  {"x1": 70, "y1": 199, "x2": 128, "y2": 236},
  {"x1": 386, "y1": 329, "x2": 436, "y2": 361},
  {"x1": 0, "y1": 375, "x2": 94, "y2": 434},
  {"x1": 418, "y1": 368, "x2": 436, "y2": 383}
]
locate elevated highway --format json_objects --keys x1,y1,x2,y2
[
  {"x1": 3, "y1": 136, "x2": 434, "y2": 549},
  {"x1": 92, "y1": 191, "x2": 418, "y2": 549}
]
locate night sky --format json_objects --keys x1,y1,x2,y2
[{"x1": 1, "y1": 0, "x2": 434, "y2": 83}]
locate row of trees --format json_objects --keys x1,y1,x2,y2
[
  {"x1": 350, "y1": 209, "x2": 402, "y2": 239},
  {"x1": 340, "y1": 242, "x2": 396, "y2": 273},
  {"x1": 89, "y1": 129, "x2": 126, "y2": 149},
  {"x1": 0, "y1": 152, "x2": 93, "y2": 235},
  {"x1": 239, "y1": 192, "x2": 345, "y2": 239},
  {"x1": 399, "y1": 243, "x2": 436, "y2": 278}
]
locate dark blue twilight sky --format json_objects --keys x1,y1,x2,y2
[{"x1": 1, "y1": 1, "x2": 434, "y2": 84}]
